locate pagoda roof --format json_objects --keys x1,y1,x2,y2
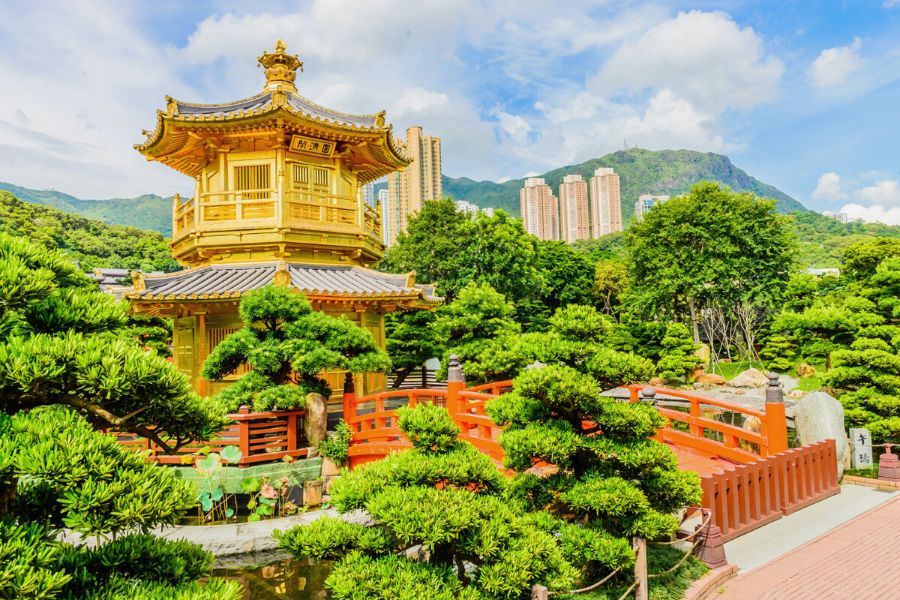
[
  {"x1": 135, "y1": 41, "x2": 410, "y2": 182},
  {"x1": 125, "y1": 262, "x2": 439, "y2": 305},
  {"x1": 168, "y1": 91, "x2": 378, "y2": 129}
]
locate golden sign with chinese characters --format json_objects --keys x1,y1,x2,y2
[{"x1": 289, "y1": 135, "x2": 335, "y2": 157}]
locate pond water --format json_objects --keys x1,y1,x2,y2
[{"x1": 213, "y1": 551, "x2": 333, "y2": 599}]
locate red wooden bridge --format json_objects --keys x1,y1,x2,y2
[{"x1": 343, "y1": 370, "x2": 840, "y2": 542}]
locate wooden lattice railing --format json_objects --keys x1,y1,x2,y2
[{"x1": 114, "y1": 406, "x2": 309, "y2": 465}]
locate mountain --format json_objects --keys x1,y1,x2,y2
[
  {"x1": 0, "y1": 191, "x2": 178, "y2": 272},
  {"x1": 442, "y1": 148, "x2": 806, "y2": 221},
  {"x1": 0, "y1": 182, "x2": 172, "y2": 236}
]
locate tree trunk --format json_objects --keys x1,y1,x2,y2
[
  {"x1": 688, "y1": 297, "x2": 701, "y2": 344},
  {"x1": 0, "y1": 477, "x2": 17, "y2": 518}
]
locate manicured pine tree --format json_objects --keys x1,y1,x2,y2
[
  {"x1": 824, "y1": 337, "x2": 900, "y2": 443},
  {"x1": 277, "y1": 403, "x2": 632, "y2": 598},
  {"x1": 759, "y1": 335, "x2": 795, "y2": 372},
  {"x1": 486, "y1": 305, "x2": 702, "y2": 574},
  {"x1": 201, "y1": 285, "x2": 391, "y2": 412},
  {"x1": 0, "y1": 232, "x2": 237, "y2": 599},
  {"x1": 656, "y1": 322, "x2": 700, "y2": 383}
]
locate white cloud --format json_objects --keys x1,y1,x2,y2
[
  {"x1": 884, "y1": 1, "x2": 900, "y2": 8},
  {"x1": 855, "y1": 180, "x2": 900, "y2": 205},
  {"x1": 808, "y1": 38, "x2": 863, "y2": 88},
  {"x1": 838, "y1": 203, "x2": 900, "y2": 225},
  {"x1": 594, "y1": 11, "x2": 784, "y2": 114},
  {"x1": 0, "y1": 2, "x2": 787, "y2": 198},
  {"x1": 812, "y1": 172, "x2": 847, "y2": 201}
]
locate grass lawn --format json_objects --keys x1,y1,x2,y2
[
  {"x1": 705, "y1": 359, "x2": 826, "y2": 393},
  {"x1": 558, "y1": 545, "x2": 708, "y2": 600}
]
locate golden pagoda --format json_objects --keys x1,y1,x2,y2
[{"x1": 127, "y1": 41, "x2": 437, "y2": 408}]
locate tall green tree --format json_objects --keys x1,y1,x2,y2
[
  {"x1": 379, "y1": 199, "x2": 545, "y2": 322},
  {"x1": 432, "y1": 282, "x2": 521, "y2": 384},
  {"x1": 0, "y1": 232, "x2": 236, "y2": 599},
  {"x1": 627, "y1": 183, "x2": 794, "y2": 358},
  {"x1": 385, "y1": 309, "x2": 441, "y2": 388},
  {"x1": 202, "y1": 285, "x2": 391, "y2": 412}
]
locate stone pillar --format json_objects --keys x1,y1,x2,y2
[
  {"x1": 446, "y1": 355, "x2": 465, "y2": 416},
  {"x1": 878, "y1": 444, "x2": 900, "y2": 483},
  {"x1": 640, "y1": 387, "x2": 657, "y2": 404}
]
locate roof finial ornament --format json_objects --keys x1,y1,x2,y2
[{"x1": 258, "y1": 39, "x2": 303, "y2": 93}]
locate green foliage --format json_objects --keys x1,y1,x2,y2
[
  {"x1": 381, "y1": 199, "x2": 542, "y2": 305},
  {"x1": 279, "y1": 404, "x2": 584, "y2": 598},
  {"x1": 760, "y1": 335, "x2": 795, "y2": 372},
  {"x1": 485, "y1": 341, "x2": 700, "y2": 557},
  {"x1": 385, "y1": 309, "x2": 441, "y2": 388},
  {"x1": 320, "y1": 420, "x2": 353, "y2": 465},
  {"x1": 0, "y1": 232, "x2": 237, "y2": 598},
  {"x1": 656, "y1": 323, "x2": 700, "y2": 382},
  {"x1": 627, "y1": 182, "x2": 794, "y2": 360},
  {"x1": 0, "y1": 231, "x2": 227, "y2": 448},
  {"x1": 4, "y1": 407, "x2": 195, "y2": 536},
  {"x1": 396, "y1": 403, "x2": 460, "y2": 453},
  {"x1": 432, "y1": 282, "x2": 522, "y2": 383},
  {"x1": 202, "y1": 285, "x2": 391, "y2": 412},
  {"x1": 0, "y1": 191, "x2": 177, "y2": 271}
]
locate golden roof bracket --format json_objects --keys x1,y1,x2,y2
[
  {"x1": 273, "y1": 260, "x2": 291, "y2": 287},
  {"x1": 131, "y1": 271, "x2": 146, "y2": 291}
]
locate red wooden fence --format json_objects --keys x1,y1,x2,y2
[
  {"x1": 114, "y1": 406, "x2": 309, "y2": 465},
  {"x1": 700, "y1": 439, "x2": 840, "y2": 541}
]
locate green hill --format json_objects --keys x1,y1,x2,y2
[
  {"x1": 0, "y1": 191, "x2": 178, "y2": 272},
  {"x1": 442, "y1": 148, "x2": 806, "y2": 221},
  {"x1": 0, "y1": 182, "x2": 172, "y2": 236}
]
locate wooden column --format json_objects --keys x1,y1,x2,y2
[{"x1": 196, "y1": 310, "x2": 207, "y2": 396}]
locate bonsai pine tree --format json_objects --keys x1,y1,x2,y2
[
  {"x1": 760, "y1": 335, "x2": 795, "y2": 372},
  {"x1": 0, "y1": 232, "x2": 237, "y2": 599},
  {"x1": 201, "y1": 285, "x2": 391, "y2": 412},
  {"x1": 485, "y1": 305, "x2": 702, "y2": 565},
  {"x1": 276, "y1": 403, "x2": 632, "y2": 598},
  {"x1": 656, "y1": 322, "x2": 700, "y2": 383},
  {"x1": 824, "y1": 337, "x2": 900, "y2": 442}
]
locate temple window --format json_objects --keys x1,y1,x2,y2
[
  {"x1": 233, "y1": 164, "x2": 271, "y2": 200},
  {"x1": 292, "y1": 164, "x2": 310, "y2": 187}
]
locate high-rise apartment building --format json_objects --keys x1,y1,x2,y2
[
  {"x1": 559, "y1": 174, "x2": 590, "y2": 243},
  {"x1": 361, "y1": 182, "x2": 375, "y2": 206},
  {"x1": 634, "y1": 194, "x2": 670, "y2": 221},
  {"x1": 589, "y1": 168, "x2": 622, "y2": 237},
  {"x1": 378, "y1": 189, "x2": 390, "y2": 246},
  {"x1": 385, "y1": 126, "x2": 442, "y2": 245},
  {"x1": 520, "y1": 177, "x2": 559, "y2": 241}
]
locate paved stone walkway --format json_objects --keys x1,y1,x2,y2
[{"x1": 717, "y1": 493, "x2": 900, "y2": 599}]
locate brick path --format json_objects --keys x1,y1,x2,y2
[{"x1": 717, "y1": 494, "x2": 900, "y2": 599}]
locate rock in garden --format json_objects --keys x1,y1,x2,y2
[
  {"x1": 697, "y1": 373, "x2": 726, "y2": 385},
  {"x1": 304, "y1": 392, "x2": 329, "y2": 449},
  {"x1": 729, "y1": 368, "x2": 770, "y2": 388},
  {"x1": 649, "y1": 377, "x2": 666, "y2": 386},
  {"x1": 796, "y1": 363, "x2": 817, "y2": 378},
  {"x1": 794, "y1": 392, "x2": 850, "y2": 478},
  {"x1": 695, "y1": 343, "x2": 711, "y2": 367},
  {"x1": 788, "y1": 389, "x2": 805, "y2": 399}
]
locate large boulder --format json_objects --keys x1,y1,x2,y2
[
  {"x1": 729, "y1": 367, "x2": 770, "y2": 388},
  {"x1": 697, "y1": 373, "x2": 726, "y2": 386},
  {"x1": 304, "y1": 392, "x2": 329, "y2": 450},
  {"x1": 794, "y1": 391, "x2": 850, "y2": 478}
]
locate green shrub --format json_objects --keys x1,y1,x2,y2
[{"x1": 319, "y1": 420, "x2": 353, "y2": 465}]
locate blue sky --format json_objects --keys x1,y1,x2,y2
[{"x1": 0, "y1": 0, "x2": 898, "y2": 221}]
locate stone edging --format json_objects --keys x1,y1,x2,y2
[
  {"x1": 150, "y1": 509, "x2": 335, "y2": 556},
  {"x1": 683, "y1": 564, "x2": 738, "y2": 600},
  {"x1": 842, "y1": 475, "x2": 900, "y2": 491}
]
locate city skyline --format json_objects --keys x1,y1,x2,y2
[{"x1": 0, "y1": 2, "x2": 899, "y2": 223}]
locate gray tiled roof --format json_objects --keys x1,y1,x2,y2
[
  {"x1": 173, "y1": 92, "x2": 376, "y2": 128},
  {"x1": 128, "y1": 263, "x2": 437, "y2": 301}
]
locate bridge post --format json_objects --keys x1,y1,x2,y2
[
  {"x1": 342, "y1": 372, "x2": 356, "y2": 422},
  {"x1": 446, "y1": 355, "x2": 465, "y2": 419},
  {"x1": 765, "y1": 373, "x2": 788, "y2": 455}
]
